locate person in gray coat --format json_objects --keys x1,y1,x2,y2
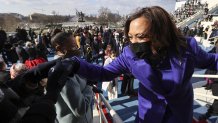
[
  {"x1": 51, "y1": 32, "x2": 93, "y2": 123},
  {"x1": 55, "y1": 75, "x2": 93, "y2": 123}
]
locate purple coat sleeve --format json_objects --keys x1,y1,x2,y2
[
  {"x1": 75, "y1": 51, "x2": 130, "y2": 81},
  {"x1": 188, "y1": 37, "x2": 218, "y2": 70}
]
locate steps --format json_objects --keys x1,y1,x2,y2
[{"x1": 177, "y1": 3, "x2": 218, "y2": 28}]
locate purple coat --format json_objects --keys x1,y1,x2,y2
[{"x1": 75, "y1": 37, "x2": 218, "y2": 123}]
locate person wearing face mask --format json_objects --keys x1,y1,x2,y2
[
  {"x1": 51, "y1": 32, "x2": 94, "y2": 123},
  {"x1": 28, "y1": 6, "x2": 218, "y2": 123},
  {"x1": 58, "y1": 6, "x2": 194, "y2": 123},
  {"x1": 52, "y1": 32, "x2": 80, "y2": 59}
]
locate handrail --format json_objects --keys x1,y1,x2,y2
[
  {"x1": 99, "y1": 107, "x2": 108, "y2": 123},
  {"x1": 99, "y1": 93, "x2": 123, "y2": 123},
  {"x1": 192, "y1": 74, "x2": 218, "y2": 78},
  {"x1": 95, "y1": 93, "x2": 124, "y2": 123},
  {"x1": 193, "y1": 73, "x2": 218, "y2": 100},
  {"x1": 94, "y1": 97, "x2": 108, "y2": 123}
]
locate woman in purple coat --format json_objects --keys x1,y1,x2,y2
[{"x1": 63, "y1": 6, "x2": 218, "y2": 123}]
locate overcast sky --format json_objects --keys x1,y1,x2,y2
[{"x1": 0, "y1": 0, "x2": 177, "y2": 16}]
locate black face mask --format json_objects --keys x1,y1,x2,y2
[{"x1": 130, "y1": 42, "x2": 152, "y2": 59}]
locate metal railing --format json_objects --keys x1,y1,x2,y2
[
  {"x1": 193, "y1": 74, "x2": 218, "y2": 78},
  {"x1": 192, "y1": 74, "x2": 218, "y2": 123},
  {"x1": 94, "y1": 93, "x2": 123, "y2": 123},
  {"x1": 93, "y1": 74, "x2": 218, "y2": 122},
  {"x1": 193, "y1": 73, "x2": 218, "y2": 100}
]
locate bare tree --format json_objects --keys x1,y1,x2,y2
[
  {"x1": 97, "y1": 7, "x2": 111, "y2": 25},
  {"x1": 97, "y1": 7, "x2": 121, "y2": 25}
]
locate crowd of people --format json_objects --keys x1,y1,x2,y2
[
  {"x1": 0, "y1": 12, "x2": 138, "y2": 122},
  {"x1": 0, "y1": 3, "x2": 218, "y2": 123},
  {"x1": 174, "y1": 0, "x2": 208, "y2": 23},
  {"x1": 180, "y1": 19, "x2": 218, "y2": 42}
]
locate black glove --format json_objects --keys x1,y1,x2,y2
[
  {"x1": 21, "y1": 59, "x2": 60, "y2": 83},
  {"x1": 61, "y1": 57, "x2": 80, "y2": 77},
  {"x1": 45, "y1": 59, "x2": 74, "y2": 103}
]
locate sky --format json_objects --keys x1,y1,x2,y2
[{"x1": 0, "y1": 0, "x2": 177, "y2": 16}]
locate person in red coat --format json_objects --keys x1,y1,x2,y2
[{"x1": 25, "y1": 47, "x2": 46, "y2": 69}]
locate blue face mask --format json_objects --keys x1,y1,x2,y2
[{"x1": 130, "y1": 42, "x2": 152, "y2": 59}]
